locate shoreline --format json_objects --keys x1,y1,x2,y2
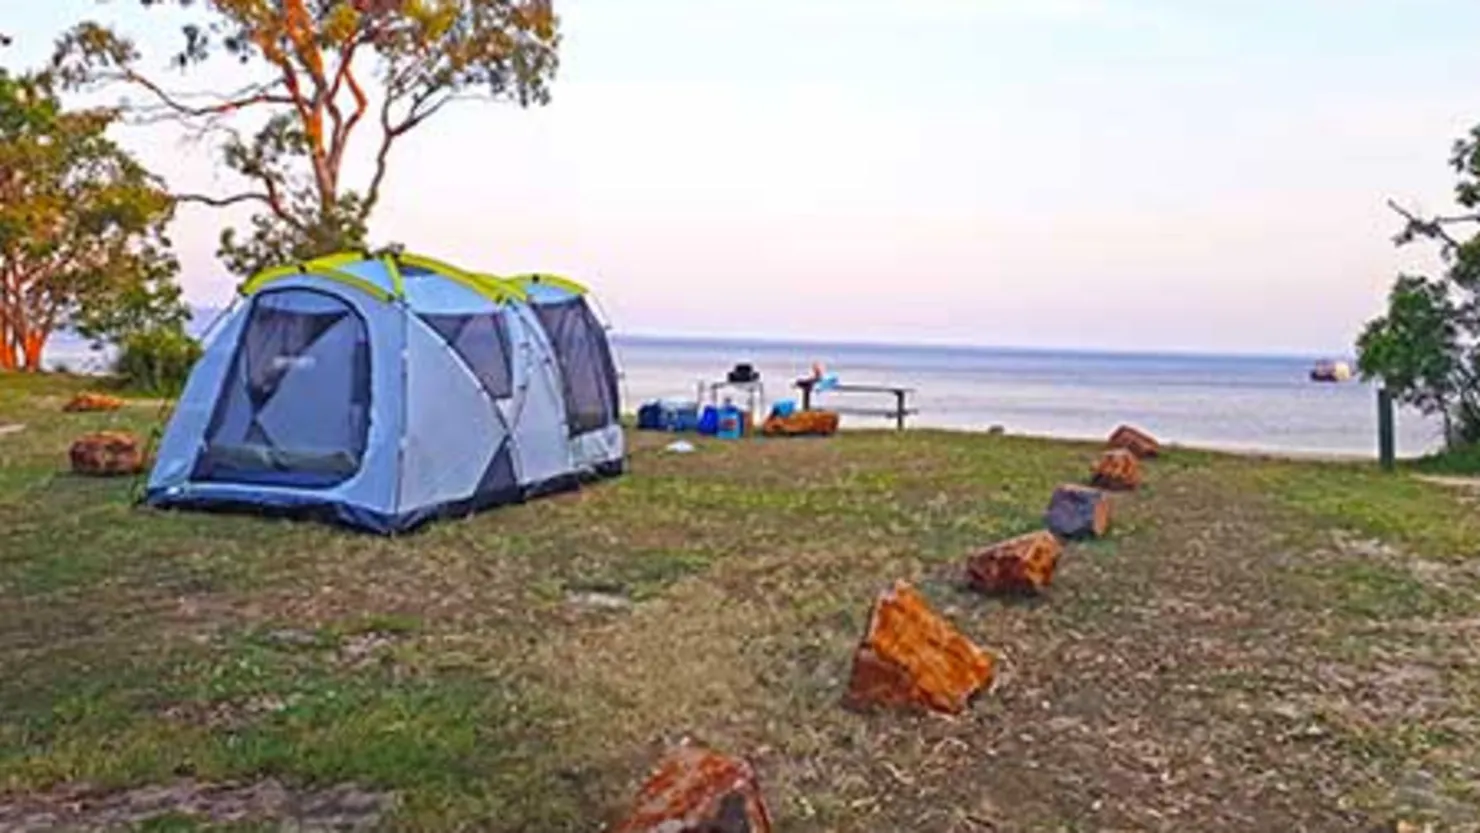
[{"x1": 16, "y1": 364, "x2": 1413, "y2": 464}]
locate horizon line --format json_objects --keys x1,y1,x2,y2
[
  {"x1": 608, "y1": 330, "x2": 1350, "y2": 362},
  {"x1": 173, "y1": 305, "x2": 1350, "y2": 362}
]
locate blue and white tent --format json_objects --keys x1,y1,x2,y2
[{"x1": 144, "y1": 251, "x2": 624, "y2": 534}]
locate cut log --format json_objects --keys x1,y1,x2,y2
[
  {"x1": 964, "y1": 530, "x2": 1062, "y2": 595},
  {"x1": 1091, "y1": 448, "x2": 1142, "y2": 491},
  {"x1": 1045, "y1": 484, "x2": 1112, "y2": 539},
  {"x1": 63, "y1": 392, "x2": 125, "y2": 413},
  {"x1": 761, "y1": 409, "x2": 839, "y2": 437},
  {"x1": 1107, "y1": 424, "x2": 1160, "y2": 459},
  {"x1": 844, "y1": 580, "x2": 995, "y2": 714},
  {"x1": 611, "y1": 742, "x2": 773, "y2": 833},
  {"x1": 69, "y1": 431, "x2": 145, "y2": 476}
]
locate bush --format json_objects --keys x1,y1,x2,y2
[
  {"x1": 1412, "y1": 442, "x2": 1480, "y2": 476},
  {"x1": 114, "y1": 326, "x2": 202, "y2": 395}
]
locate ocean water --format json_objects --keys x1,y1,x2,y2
[
  {"x1": 610, "y1": 336, "x2": 1443, "y2": 459},
  {"x1": 41, "y1": 323, "x2": 1444, "y2": 459}
]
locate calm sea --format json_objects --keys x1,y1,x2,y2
[
  {"x1": 611, "y1": 335, "x2": 1442, "y2": 459},
  {"x1": 41, "y1": 316, "x2": 1443, "y2": 459}
]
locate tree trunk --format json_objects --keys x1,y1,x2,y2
[
  {"x1": 0, "y1": 328, "x2": 14, "y2": 371},
  {"x1": 0, "y1": 278, "x2": 13, "y2": 371},
  {"x1": 21, "y1": 329, "x2": 45, "y2": 371},
  {"x1": 0, "y1": 315, "x2": 17, "y2": 371}
]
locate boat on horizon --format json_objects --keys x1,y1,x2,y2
[{"x1": 1309, "y1": 359, "x2": 1352, "y2": 383}]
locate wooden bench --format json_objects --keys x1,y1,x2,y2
[{"x1": 795, "y1": 379, "x2": 917, "y2": 431}]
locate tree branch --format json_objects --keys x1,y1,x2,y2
[
  {"x1": 110, "y1": 69, "x2": 294, "y2": 121},
  {"x1": 175, "y1": 179, "x2": 301, "y2": 231},
  {"x1": 175, "y1": 192, "x2": 274, "y2": 209},
  {"x1": 325, "y1": 35, "x2": 370, "y2": 181},
  {"x1": 362, "y1": 92, "x2": 401, "y2": 219},
  {"x1": 1388, "y1": 199, "x2": 1465, "y2": 252},
  {"x1": 361, "y1": 83, "x2": 457, "y2": 219}
]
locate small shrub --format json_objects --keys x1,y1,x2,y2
[
  {"x1": 114, "y1": 327, "x2": 202, "y2": 395},
  {"x1": 1412, "y1": 442, "x2": 1480, "y2": 476}
]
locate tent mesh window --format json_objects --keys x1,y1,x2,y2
[
  {"x1": 534, "y1": 298, "x2": 619, "y2": 436},
  {"x1": 419, "y1": 312, "x2": 514, "y2": 399},
  {"x1": 192, "y1": 289, "x2": 371, "y2": 488}
]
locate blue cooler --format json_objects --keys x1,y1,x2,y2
[
  {"x1": 671, "y1": 403, "x2": 701, "y2": 432},
  {"x1": 698, "y1": 405, "x2": 720, "y2": 436},
  {"x1": 639, "y1": 400, "x2": 702, "y2": 432}
]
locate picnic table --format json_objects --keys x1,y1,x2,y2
[{"x1": 794, "y1": 378, "x2": 917, "y2": 431}]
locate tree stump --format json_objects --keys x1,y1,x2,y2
[
  {"x1": 1045, "y1": 484, "x2": 1111, "y2": 539},
  {"x1": 62, "y1": 392, "x2": 125, "y2": 413},
  {"x1": 1091, "y1": 449, "x2": 1142, "y2": 491},
  {"x1": 1108, "y1": 424, "x2": 1160, "y2": 459},
  {"x1": 965, "y1": 531, "x2": 1062, "y2": 595},
  {"x1": 69, "y1": 431, "x2": 145, "y2": 476},
  {"x1": 610, "y1": 742, "x2": 774, "y2": 833},
  {"x1": 843, "y1": 580, "x2": 995, "y2": 714}
]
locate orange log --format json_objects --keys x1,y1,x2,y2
[
  {"x1": 965, "y1": 530, "x2": 1063, "y2": 595},
  {"x1": 844, "y1": 580, "x2": 995, "y2": 714},
  {"x1": 1107, "y1": 425, "x2": 1161, "y2": 459},
  {"x1": 611, "y1": 743, "x2": 774, "y2": 833},
  {"x1": 1091, "y1": 449, "x2": 1143, "y2": 491}
]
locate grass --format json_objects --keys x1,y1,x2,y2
[
  {"x1": 4, "y1": 373, "x2": 1480, "y2": 831},
  {"x1": 1405, "y1": 438, "x2": 1480, "y2": 476}
]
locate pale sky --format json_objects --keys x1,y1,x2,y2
[{"x1": 8, "y1": 1, "x2": 1480, "y2": 354}]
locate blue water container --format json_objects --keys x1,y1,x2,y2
[{"x1": 716, "y1": 404, "x2": 744, "y2": 439}]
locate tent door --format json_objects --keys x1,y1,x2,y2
[{"x1": 191, "y1": 288, "x2": 372, "y2": 488}]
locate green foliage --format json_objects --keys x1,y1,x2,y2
[
  {"x1": 0, "y1": 67, "x2": 184, "y2": 369},
  {"x1": 1361, "y1": 124, "x2": 1480, "y2": 447},
  {"x1": 54, "y1": 0, "x2": 561, "y2": 278},
  {"x1": 1356, "y1": 275, "x2": 1467, "y2": 431},
  {"x1": 114, "y1": 326, "x2": 203, "y2": 395},
  {"x1": 1410, "y1": 441, "x2": 1480, "y2": 476}
]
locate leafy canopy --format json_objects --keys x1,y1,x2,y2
[
  {"x1": 1360, "y1": 126, "x2": 1480, "y2": 446},
  {"x1": 53, "y1": 0, "x2": 561, "y2": 276},
  {"x1": 0, "y1": 67, "x2": 184, "y2": 371}
]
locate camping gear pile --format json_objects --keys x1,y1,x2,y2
[
  {"x1": 638, "y1": 364, "x2": 839, "y2": 440},
  {"x1": 142, "y1": 251, "x2": 624, "y2": 534},
  {"x1": 637, "y1": 398, "x2": 754, "y2": 438}
]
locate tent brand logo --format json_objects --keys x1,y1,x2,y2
[{"x1": 272, "y1": 356, "x2": 317, "y2": 371}]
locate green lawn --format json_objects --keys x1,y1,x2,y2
[{"x1": 2, "y1": 373, "x2": 1479, "y2": 831}]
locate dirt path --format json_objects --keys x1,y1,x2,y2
[{"x1": 1416, "y1": 474, "x2": 1480, "y2": 490}]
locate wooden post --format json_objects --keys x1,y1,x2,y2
[
  {"x1": 1378, "y1": 387, "x2": 1395, "y2": 471},
  {"x1": 894, "y1": 389, "x2": 906, "y2": 431}
]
